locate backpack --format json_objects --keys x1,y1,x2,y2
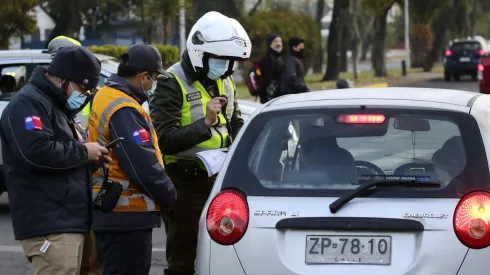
[{"x1": 246, "y1": 59, "x2": 263, "y2": 97}]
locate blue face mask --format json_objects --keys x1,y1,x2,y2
[
  {"x1": 207, "y1": 58, "x2": 229, "y2": 80},
  {"x1": 65, "y1": 83, "x2": 87, "y2": 110}
]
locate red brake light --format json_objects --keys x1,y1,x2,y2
[
  {"x1": 337, "y1": 114, "x2": 386, "y2": 124},
  {"x1": 453, "y1": 191, "x2": 490, "y2": 249},
  {"x1": 479, "y1": 64, "x2": 485, "y2": 72},
  {"x1": 206, "y1": 189, "x2": 249, "y2": 245},
  {"x1": 446, "y1": 50, "x2": 452, "y2": 56},
  {"x1": 480, "y1": 49, "x2": 486, "y2": 55}
]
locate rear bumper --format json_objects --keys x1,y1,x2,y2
[{"x1": 444, "y1": 62, "x2": 478, "y2": 74}]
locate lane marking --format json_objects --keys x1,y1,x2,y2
[{"x1": 0, "y1": 245, "x2": 165, "y2": 253}]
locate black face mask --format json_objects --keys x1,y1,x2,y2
[{"x1": 293, "y1": 48, "x2": 305, "y2": 59}]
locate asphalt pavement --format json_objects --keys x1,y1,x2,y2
[{"x1": 0, "y1": 75, "x2": 480, "y2": 275}]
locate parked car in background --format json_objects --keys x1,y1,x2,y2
[
  {"x1": 478, "y1": 54, "x2": 490, "y2": 93},
  {"x1": 0, "y1": 49, "x2": 262, "y2": 195},
  {"x1": 444, "y1": 40, "x2": 488, "y2": 81},
  {"x1": 197, "y1": 87, "x2": 490, "y2": 275}
]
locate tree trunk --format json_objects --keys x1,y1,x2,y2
[
  {"x1": 313, "y1": 0, "x2": 326, "y2": 74},
  {"x1": 361, "y1": 28, "x2": 373, "y2": 61},
  {"x1": 469, "y1": 0, "x2": 478, "y2": 37},
  {"x1": 340, "y1": 17, "x2": 349, "y2": 72},
  {"x1": 351, "y1": 0, "x2": 362, "y2": 79},
  {"x1": 44, "y1": 1, "x2": 83, "y2": 47},
  {"x1": 323, "y1": 0, "x2": 350, "y2": 81},
  {"x1": 411, "y1": 24, "x2": 433, "y2": 69},
  {"x1": 372, "y1": 8, "x2": 390, "y2": 77},
  {"x1": 424, "y1": 6, "x2": 453, "y2": 72}
]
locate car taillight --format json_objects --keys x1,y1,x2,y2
[
  {"x1": 446, "y1": 50, "x2": 452, "y2": 56},
  {"x1": 206, "y1": 189, "x2": 249, "y2": 245},
  {"x1": 480, "y1": 49, "x2": 486, "y2": 56},
  {"x1": 453, "y1": 191, "x2": 490, "y2": 249},
  {"x1": 479, "y1": 64, "x2": 485, "y2": 72}
]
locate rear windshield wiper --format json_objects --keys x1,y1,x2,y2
[{"x1": 329, "y1": 180, "x2": 441, "y2": 214}]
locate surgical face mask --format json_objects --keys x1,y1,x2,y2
[
  {"x1": 207, "y1": 58, "x2": 229, "y2": 80},
  {"x1": 142, "y1": 74, "x2": 157, "y2": 96},
  {"x1": 66, "y1": 82, "x2": 87, "y2": 110}
]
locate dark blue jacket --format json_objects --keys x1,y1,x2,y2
[{"x1": 0, "y1": 67, "x2": 92, "y2": 240}]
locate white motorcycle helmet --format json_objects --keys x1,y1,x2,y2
[{"x1": 186, "y1": 11, "x2": 252, "y2": 78}]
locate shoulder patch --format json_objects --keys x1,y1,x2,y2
[
  {"x1": 25, "y1": 116, "x2": 43, "y2": 130},
  {"x1": 133, "y1": 128, "x2": 150, "y2": 144}
]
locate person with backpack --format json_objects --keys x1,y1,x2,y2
[{"x1": 256, "y1": 34, "x2": 284, "y2": 103}]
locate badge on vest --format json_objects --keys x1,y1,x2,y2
[{"x1": 186, "y1": 92, "x2": 202, "y2": 102}]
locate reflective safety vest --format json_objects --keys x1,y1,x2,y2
[
  {"x1": 164, "y1": 63, "x2": 235, "y2": 165},
  {"x1": 87, "y1": 86, "x2": 163, "y2": 212}
]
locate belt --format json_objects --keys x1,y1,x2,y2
[{"x1": 165, "y1": 162, "x2": 208, "y2": 179}]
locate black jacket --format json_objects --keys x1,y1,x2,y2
[
  {"x1": 258, "y1": 49, "x2": 283, "y2": 103},
  {"x1": 280, "y1": 54, "x2": 309, "y2": 96},
  {"x1": 0, "y1": 67, "x2": 92, "y2": 240},
  {"x1": 91, "y1": 74, "x2": 177, "y2": 231},
  {"x1": 149, "y1": 51, "x2": 244, "y2": 156}
]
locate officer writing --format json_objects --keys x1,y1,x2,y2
[
  {"x1": 0, "y1": 46, "x2": 110, "y2": 275},
  {"x1": 87, "y1": 42, "x2": 177, "y2": 275},
  {"x1": 149, "y1": 11, "x2": 251, "y2": 275}
]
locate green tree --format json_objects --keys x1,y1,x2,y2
[
  {"x1": 362, "y1": 0, "x2": 396, "y2": 77},
  {"x1": 0, "y1": 0, "x2": 37, "y2": 49}
]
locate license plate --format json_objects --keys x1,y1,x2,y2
[
  {"x1": 460, "y1": 57, "x2": 471, "y2": 62},
  {"x1": 305, "y1": 235, "x2": 391, "y2": 265}
]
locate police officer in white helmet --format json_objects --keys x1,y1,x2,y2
[{"x1": 149, "y1": 11, "x2": 251, "y2": 275}]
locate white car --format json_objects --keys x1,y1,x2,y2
[{"x1": 197, "y1": 88, "x2": 490, "y2": 275}]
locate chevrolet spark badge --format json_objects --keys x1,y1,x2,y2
[{"x1": 404, "y1": 213, "x2": 448, "y2": 219}]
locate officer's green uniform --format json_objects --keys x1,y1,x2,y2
[{"x1": 149, "y1": 53, "x2": 244, "y2": 275}]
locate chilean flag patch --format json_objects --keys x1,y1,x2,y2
[
  {"x1": 133, "y1": 128, "x2": 150, "y2": 144},
  {"x1": 25, "y1": 116, "x2": 43, "y2": 130}
]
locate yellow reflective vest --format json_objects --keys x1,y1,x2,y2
[
  {"x1": 87, "y1": 86, "x2": 163, "y2": 212},
  {"x1": 164, "y1": 63, "x2": 235, "y2": 165}
]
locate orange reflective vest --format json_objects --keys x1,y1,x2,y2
[{"x1": 87, "y1": 86, "x2": 163, "y2": 212}]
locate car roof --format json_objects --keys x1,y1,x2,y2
[
  {"x1": 266, "y1": 88, "x2": 481, "y2": 108},
  {"x1": 0, "y1": 49, "x2": 115, "y2": 61}
]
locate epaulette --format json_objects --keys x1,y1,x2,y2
[{"x1": 157, "y1": 71, "x2": 174, "y2": 81}]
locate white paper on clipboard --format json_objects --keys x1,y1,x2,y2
[{"x1": 195, "y1": 148, "x2": 229, "y2": 177}]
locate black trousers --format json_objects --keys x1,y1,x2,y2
[
  {"x1": 163, "y1": 173, "x2": 215, "y2": 275},
  {"x1": 94, "y1": 229, "x2": 153, "y2": 275}
]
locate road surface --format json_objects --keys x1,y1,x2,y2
[{"x1": 0, "y1": 77, "x2": 479, "y2": 275}]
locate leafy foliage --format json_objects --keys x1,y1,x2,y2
[
  {"x1": 242, "y1": 10, "x2": 321, "y2": 70},
  {"x1": 0, "y1": 0, "x2": 37, "y2": 48}
]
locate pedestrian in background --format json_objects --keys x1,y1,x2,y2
[
  {"x1": 0, "y1": 46, "x2": 110, "y2": 275},
  {"x1": 87, "y1": 42, "x2": 177, "y2": 275},
  {"x1": 281, "y1": 36, "x2": 310, "y2": 95},
  {"x1": 257, "y1": 34, "x2": 284, "y2": 103},
  {"x1": 149, "y1": 11, "x2": 250, "y2": 275}
]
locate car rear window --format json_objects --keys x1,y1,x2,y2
[
  {"x1": 221, "y1": 108, "x2": 490, "y2": 198},
  {"x1": 450, "y1": 42, "x2": 482, "y2": 52}
]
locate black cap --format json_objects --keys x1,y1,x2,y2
[
  {"x1": 122, "y1": 43, "x2": 165, "y2": 74},
  {"x1": 47, "y1": 46, "x2": 101, "y2": 89}
]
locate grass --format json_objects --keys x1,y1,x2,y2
[{"x1": 235, "y1": 64, "x2": 444, "y2": 99}]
